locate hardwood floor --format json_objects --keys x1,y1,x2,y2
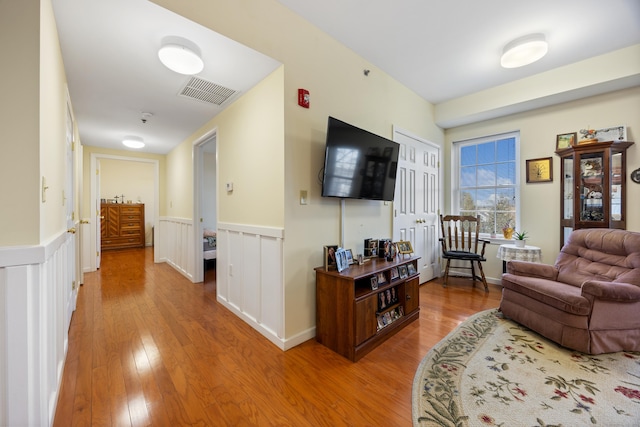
[{"x1": 53, "y1": 248, "x2": 502, "y2": 426}]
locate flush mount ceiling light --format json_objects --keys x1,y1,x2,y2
[
  {"x1": 122, "y1": 136, "x2": 145, "y2": 149},
  {"x1": 158, "y1": 37, "x2": 204, "y2": 75},
  {"x1": 500, "y1": 33, "x2": 548, "y2": 68}
]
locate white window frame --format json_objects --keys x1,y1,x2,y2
[{"x1": 450, "y1": 131, "x2": 521, "y2": 238}]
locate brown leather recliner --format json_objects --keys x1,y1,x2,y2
[{"x1": 500, "y1": 228, "x2": 640, "y2": 354}]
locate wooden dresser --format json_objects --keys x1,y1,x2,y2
[{"x1": 100, "y1": 203, "x2": 145, "y2": 250}]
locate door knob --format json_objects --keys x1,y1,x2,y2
[
  {"x1": 80, "y1": 219, "x2": 90, "y2": 224},
  {"x1": 100, "y1": 216, "x2": 105, "y2": 219},
  {"x1": 67, "y1": 227, "x2": 76, "y2": 234}
]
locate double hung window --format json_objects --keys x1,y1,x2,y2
[{"x1": 452, "y1": 132, "x2": 519, "y2": 235}]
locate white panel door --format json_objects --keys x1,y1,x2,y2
[
  {"x1": 393, "y1": 129, "x2": 440, "y2": 284},
  {"x1": 65, "y1": 102, "x2": 77, "y2": 326}
]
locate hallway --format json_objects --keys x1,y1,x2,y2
[{"x1": 54, "y1": 248, "x2": 501, "y2": 426}]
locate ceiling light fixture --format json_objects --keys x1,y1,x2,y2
[
  {"x1": 158, "y1": 38, "x2": 204, "y2": 75},
  {"x1": 122, "y1": 136, "x2": 145, "y2": 149},
  {"x1": 500, "y1": 33, "x2": 548, "y2": 68}
]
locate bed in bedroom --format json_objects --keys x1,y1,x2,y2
[{"x1": 203, "y1": 228, "x2": 217, "y2": 270}]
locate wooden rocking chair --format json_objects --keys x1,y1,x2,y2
[{"x1": 439, "y1": 214, "x2": 489, "y2": 292}]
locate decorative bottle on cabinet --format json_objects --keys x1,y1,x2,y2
[{"x1": 556, "y1": 141, "x2": 633, "y2": 248}]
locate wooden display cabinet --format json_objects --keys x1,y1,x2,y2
[
  {"x1": 315, "y1": 256, "x2": 420, "y2": 361},
  {"x1": 101, "y1": 203, "x2": 145, "y2": 250},
  {"x1": 556, "y1": 140, "x2": 633, "y2": 248}
]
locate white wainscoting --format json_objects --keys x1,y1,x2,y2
[
  {"x1": 156, "y1": 220, "x2": 292, "y2": 350},
  {"x1": 157, "y1": 217, "x2": 194, "y2": 281},
  {"x1": 216, "y1": 222, "x2": 286, "y2": 350},
  {"x1": 0, "y1": 230, "x2": 76, "y2": 427}
]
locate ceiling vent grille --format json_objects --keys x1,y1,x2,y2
[{"x1": 179, "y1": 77, "x2": 237, "y2": 105}]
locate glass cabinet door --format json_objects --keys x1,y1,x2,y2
[
  {"x1": 563, "y1": 156, "x2": 574, "y2": 220},
  {"x1": 611, "y1": 152, "x2": 622, "y2": 221},
  {"x1": 579, "y1": 152, "x2": 605, "y2": 222}
]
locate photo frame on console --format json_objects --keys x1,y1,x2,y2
[
  {"x1": 324, "y1": 245, "x2": 339, "y2": 270},
  {"x1": 399, "y1": 265, "x2": 408, "y2": 279},
  {"x1": 335, "y1": 248, "x2": 349, "y2": 272},
  {"x1": 397, "y1": 241, "x2": 413, "y2": 254},
  {"x1": 407, "y1": 263, "x2": 416, "y2": 276},
  {"x1": 345, "y1": 249, "x2": 354, "y2": 265},
  {"x1": 390, "y1": 267, "x2": 399, "y2": 281}
]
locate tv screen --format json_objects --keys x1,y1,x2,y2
[{"x1": 321, "y1": 117, "x2": 400, "y2": 201}]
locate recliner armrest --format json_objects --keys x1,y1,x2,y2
[
  {"x1": 581, "y1": 281, "x2": 640, "y2": 302},
  {"x1": 506, "y1": 260, "x2": 558, "y2": 281}
]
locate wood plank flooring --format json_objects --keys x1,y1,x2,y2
[{"x1": 53, "y1": 247, "x2": 502, "y2": 426}]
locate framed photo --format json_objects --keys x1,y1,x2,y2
[
  {"x1": 526, "y1": 157, "x2": 553, "y2": 183},
  {"x1": 335, "y1": 248, "x2": 349, "y2": 272},
  {"x1": 389, "y1": 267, "x2": 399, "y2": 281},
  {"x1": 345, "y1": 249, "x2": 354, "y2": 265},
  {"x1": 378, "y1": 290, "x2": 386, "y2": 309},
  {"x1": 324, "y1": 245, "x2": 339, "y2": 270},
  {"x1": 407, "y1": 263, "x2": 416, "y2": 276},
  {"x1": 370, "y1": 275, "x2": 378, "y2": 290},
  {"x1": 376, "y1": 271, "x2": 387, "y2": 286},
  {"x1": 390, "y1": 286, "x2": 398, "y2": 304},
  {"x1": 396, "y1": 241, "x2": 413, "y2": 254},
  {"x1": 556, "y1": 132, "x2": 576, "y2": 150},
  {"x1": 398, "y1": 265, "x2": 408, "y2": 279},
  {"x1": 365, "y1": 239, "x2": 378, "y2": 257}
]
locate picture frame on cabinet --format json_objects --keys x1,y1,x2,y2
[
  {"x1": 371, "y1": 275, "x2": 379, "y2": 290},
  {"x1": 397, "y1": 241, "x2": 413, "y2": 254},
  {"x1": 324, "y1": 245, "x2": 339, "y2": 270},
  {"x1": 556, "y1": 132, "x2": 576, "y2": 150},
  {"x1": 378, "y1": 290, "x2": 386, "y2": 309},
  {"x1": 376, "y1": 272, "x2": 387, "y2": 285},
  {"x1": 399, "y1": 265, "x2": 408, "y2": 279},
  {"x1": 389, "y1": 267, "x2": 399, "y2": 281},
  {"x1": 407, "y1": 263, "x2": 416, "y2": 276},
  {"x1": 345, "y1": 249, "x2": 354, "y2": 265},
  {"x1": 335, "y1": 248, "x2": 349, "y2": 272}
]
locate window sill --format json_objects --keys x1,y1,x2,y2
[{"x1": 484, "y1": 236, "x2": 515, "y2": 245}]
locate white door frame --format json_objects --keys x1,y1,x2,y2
[
  {"x1": 192, "y1": 128, "x2": 218, "y2": 283},
  {"x1": 89, "y1": 153, "x2": 160, "y2": 270}
]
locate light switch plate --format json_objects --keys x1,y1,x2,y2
[{"x1": 300, "y1": 190, "x2": 308, "y2": 205}]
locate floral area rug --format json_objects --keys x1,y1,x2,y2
[{"x1": 412, "y1": 309, "x2": 640, "y2": 426}]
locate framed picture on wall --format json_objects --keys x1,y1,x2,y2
[
  {"x1": 526, "y1": 157, "x2": 553, "y2": 183},
  {"x1": 556, "y1": 132, "x2": 576, "y2": 150}
]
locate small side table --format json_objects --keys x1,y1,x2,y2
[{"x1": 497, "y1": 244, "x2": 542, "y2": 273}]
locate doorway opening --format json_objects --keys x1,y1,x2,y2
[{"x1": 193, "y1": 129, "x2": 217, "y2": 284}]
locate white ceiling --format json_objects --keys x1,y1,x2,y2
[
  {"x1": 53, "y1": 0, "x2": 640, "y2": 154},
  {"x1": 52, "y1": 0, "x2": 281, "y2": 154}
]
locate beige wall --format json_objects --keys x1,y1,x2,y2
[
  {"x1": 153, "y1": 0, "x2": 442, "y2": 339},
  {"x1": 40, "y1": 0, "x2": 69, "y2": 242},
  {"x1": 81, "y1": 145, "x2": 166, "y2": 220},
  {"x1": 100, "y1": 158, "x2": 155, "y2": 245},
  {"x1": 0, "y1": 1, "x2": 41, "y2": 246},
  {"x1": 166, "y1": 66, "x2": 285, "y2": 226},
  {"x1": 445, "y1": 87, "x2": 640, "y2": 281}
]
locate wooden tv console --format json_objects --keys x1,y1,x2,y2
[{"x1": 315, "y1": 256, "x2": 420, "y2": 361}]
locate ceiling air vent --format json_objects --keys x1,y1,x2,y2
[{"x1": 179, "y1": 77, "x2": 237, "y2": 105}]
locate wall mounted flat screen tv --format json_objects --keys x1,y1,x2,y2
[{"x1": 321, "y1": 116, "x2": 400, "y2": 201}]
